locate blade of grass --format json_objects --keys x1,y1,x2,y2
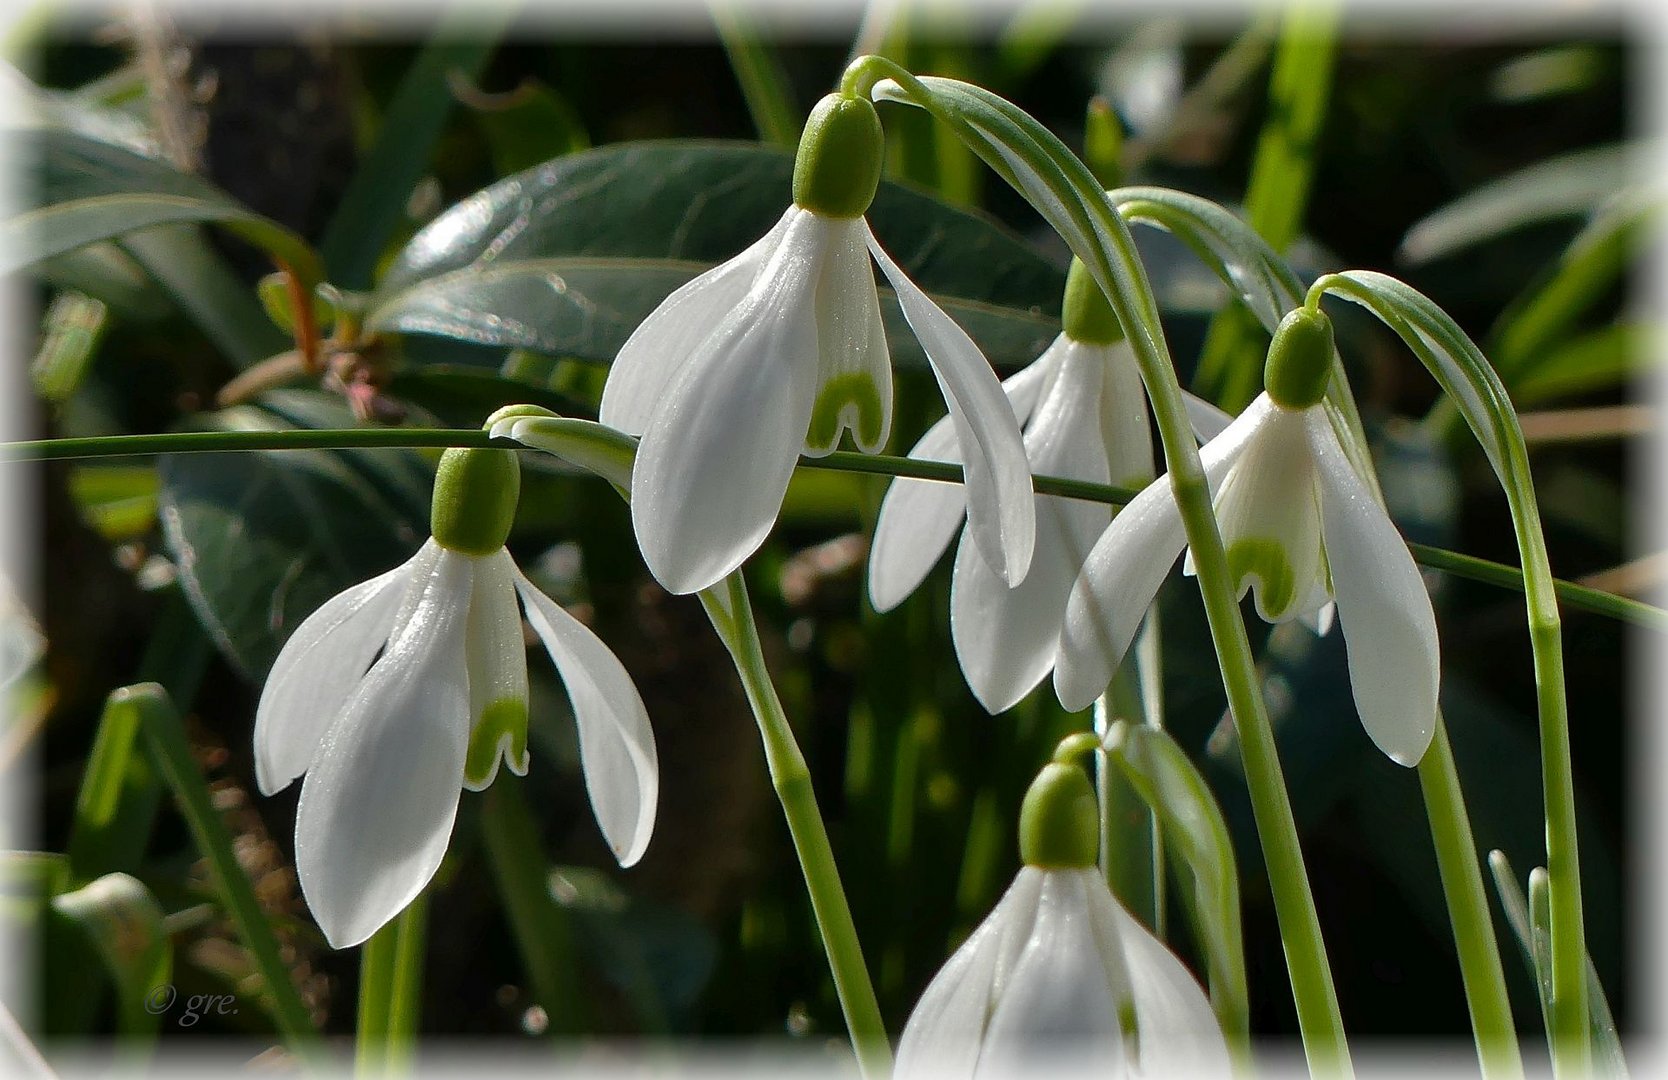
[
  {"x1": 480, "y1": 777, "x2": 586, "y2": 1034},
  {"x1": 129, "y1": 682, "x2": 321, "y2": 1050},
  {"x1": 318, "y1": 6, "x2": 512, "y2": 289},
  {"x1": 1194, "y1": 1, "x2": 1339, "y2": 409},
  {"x1": 711, "y1": 4, "x2": 801, "y2": 149}
]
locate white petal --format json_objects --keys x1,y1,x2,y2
[
  {"x1": 806, "y1": 216, "x2": 892, "y2": 455},
  {"x1": 1054, "y1": 396, "x2": 1275, "y2": 712},
  {"x1": 253, "y1": 548, "x2": 422, "y2": 796},
  {"x1": 293, "y1": 547, "x2": 474, "y2": 948},
  {"x1": 629, "y1": 209, "x2": 828, "y2": 594},
  {"x1": 976, "y1": 869, "x2": 1123, "y2": 1077},
  {"x1": 1308, "y1": 413, "x2": 1440, "y2": 767},
  {"x1": 1208, "y1": 406, "x2": 1326, "y2": 623},
  {"x1": 1094, "y1": 884, "x2": 1231, "y2": 1077},
  {"x1": 514, "y1": 567, "x2": 659, "y2": 866},
  {"x1": 868, "y1": 225, "x2": 1036, "y2": 588},
  {"x1": 953, "y1": 340, "x2": 1110, "y2": 713},
  {"x1": 895, "y1": 868, "x2": 1046, "y2": 1080},
  {"x1": 462, "y1": 551, "x2": 530, "y2": 791},
  {"x1": 1182, "y1": 391, "x2": 1235, "y2": 443},
  {"x1": 599, "y1": 207, "x2": 796, "y2": 434},
  {"x1": 868, "y1": 358, "x2": 1054, "y2": 614},
  {"x1": 1097, "y1": 339, "x2": 1156, "y2": 488}
]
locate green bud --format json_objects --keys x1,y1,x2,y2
[
  {"x1": 1060, "y1": 258, "x2": 1124, "y2": 346},
  {"x1": 430, "y1": 448, "x2": 520, "y2": 556},
  {"x1": 1019, "y1": 760, "x2": 1100, "y2": 869},
  {"x1": 1084, "y1": 96, "x2": 1124, "y2": 189},
  {"x1": 792, "y1": 93, "x2": 884, "y2": 219},
  {"x1": 1264, "y1": 306, "x2": 1335, "y2": 410}
]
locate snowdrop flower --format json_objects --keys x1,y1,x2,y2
[
  {"x1": 254, "y1": 447, "x2": 658, "y2": 948},
  {"x1": 896, "y1": 742, "x2": 1230, "y2": 1079},
  {"x1": 869, "y1": 259, "x2": 1226, "y2": 714},
  {"x1": 599, "y1": 92, "x2": 1034, "y2": 596},
  {"x1": 1055, "y1": 307, "x2": 1440, "y2": 766}
]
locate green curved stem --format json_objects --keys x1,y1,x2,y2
[
  {"x1": 1420, "y1": 718, "x2": 1524, "y2": 1078},
  {"x1": 2, "y1": 427, "x2": 1658, "y2": 630},
  {"x1": 700, "y1": 574, "x2": 890, "y2": 1077},
  {"x1": 843, "y1": 54, "x2": 1351, "y2": 1072},
  {"x1": 1312, "y1": 271, "x2": 1586, "y2": 1075}
]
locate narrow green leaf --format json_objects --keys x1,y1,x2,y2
[
  {"x1": 711, "y1": 5, "x2": 801, "y2": 149},
  {"x1": 317, "y1": 8, "x2": 510, "y2": 288},
  {"x1": 1197, "y1": 1, "x2": 1339, "y2": 409},
  {"x1": 1488, "y1": 852, "x2": 1628, "y2": 1075},
  {"x1": 50, "y1": 872, "x2": 171, "y2": 1038},
  {"x1": 2, "y1": 129, "x2": 321, "y2": 285},
  {"x1": 1398, "y1": 145, "x2": 1635, "y2": 265},
  {"x1": 1103, "y1": 721, "x2": 1249, "y2": 1045},
  {"x1": 1513, "y1": 323, "x2": 1650, "y2": 407},
  {"x1": 66, "y1": 688, "x2": 161, "y2": 884},
  {"x1": 480, "y1": 777, "x2": 586, "y2": 1033},
  {"x1": 117, "y1": 224, "x2": 289, "y2": 371},
  {"x1": 127, "y1": 681, "x2": 321, "y2": 1047}
]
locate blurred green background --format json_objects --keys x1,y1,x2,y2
[{"x1": 6, "y1": 1, "x2": 1646, "y2": 1067}]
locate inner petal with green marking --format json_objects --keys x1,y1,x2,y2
[
  {"x1": 464, "y1": 697, "x2": 529, "y2": 790},
  {"x1": 804, "y1": 216, "x2": 891, "y2": 455},
  {"x1": 1210, "y1": 407, "x2": 1326, "y2": 622}
]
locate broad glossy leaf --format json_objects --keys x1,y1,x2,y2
[
  {"x1": 157, "y1": 390, "x2": 431, "y2": 676},
  {"x1": 373, "y1": 140, "x2": 1064, "y2": 370},
  {"x1": 2, "y1": 128, "x2": 321, "y2": 284},
  {"x1": 369, "y1": 256, "x2": 1059, "y2": 373}
]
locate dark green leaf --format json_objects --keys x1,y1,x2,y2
[
  {"x1": 373, "y1": 141, "x2": 1064, "y2": 370},
  {"x1": 157, "y1": 390, "x2": 431, "y2": 676},
  {"x1": 51, "y1": 873, "x2": 171, "y2": 1038},
  {"x1": 2, "y1": 129, "x2": 321, "y2": 284}
]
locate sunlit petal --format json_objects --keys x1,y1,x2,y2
[
  {"x1": 1055, "y1": 396, "x2": 1274, "y2": 711},
  {"x1": 254, "y1": 548, "x2": 422, "y2": 796},
  {"x1": 976, "y1": 870, "x2": 1123, "y2": 1077},
  {"x1": 953, "y1": 340, "x2": 1110, "y2": 712},
  {"x1": 514, "y1": 567, "x2": 659, "y2": 866},
  {"x1": 868, "y1": 225, "x2": 1035, "y2": 588},
  {"x1": 293, "y1": 548, "x2": 473, "y2": 948},
  {"x1": 1308, "y1": 413, "x2": 1440, "y2": 766},
  {"x1": 868, "y1": 358, "x2": 1053, "y2": 613},
  {"x1": 599, "y1": 208, "x2": 797, "y2": 434},
  {"x1": 895, "y1": 868, "x2": 1046, "y2": 1080},
  {"x1": 1087, "y1": 876, "x2": 1230, "y2": 1077},
  {"x1": 630, "y1": 209, "x2": 828, "y2": 594}
]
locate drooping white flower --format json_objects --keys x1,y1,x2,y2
[
  {"x1": 896, "y1": 753, "x2": 1230, "y2": 1079},
  {"x1": 599, "y1": 93, "x2": 1034, "y2": 597},
  {"x1": 254, "y1": 449, "x2": 658, "y2": 948},
  {"x1": 1055, "y1": 309, "x2": 1440, "y2": 766},
  {"x1": 868, "y1": 261, "x2": 1227, "y2": 714}
]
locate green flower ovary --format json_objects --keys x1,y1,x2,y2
[
  {"x1": 1019, "y1": 760, "x2": 1100, "y2": 869},
  {"x1": 792, "y1": 94, "x2": 884, "y2": 219},
  {"x1": 431, "y1": 447, "x2": 520, "y2": 556}
]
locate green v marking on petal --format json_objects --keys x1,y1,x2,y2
[
  {"x1": 806, "y1": 371, "x2": 885, "y2": 451},
  {"x1": 1226, "y1": 537, "x2": 1296, "y2": 619},
  {"x1": 465, "y1": 698, "x2": 529, "y2": 789}
]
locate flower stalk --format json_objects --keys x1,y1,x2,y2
[
  {"x1": 700, "y1": 573, "x2": 891, "y2": 1077},
  {"x1": 842, "y1": 53, "x2": 1351, "y2": 1071}
]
